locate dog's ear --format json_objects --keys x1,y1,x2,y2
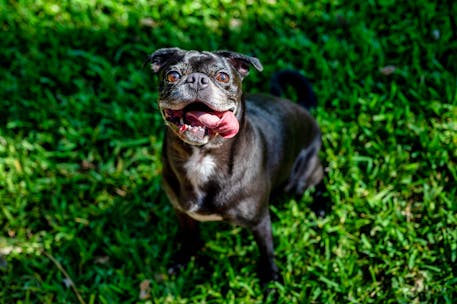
[
  {"x1": 145, "y1": 48, "x2": 185, "y2": 73},
  {"x1": 214, "y1": 51, "x2": 263, "y2": 78}
]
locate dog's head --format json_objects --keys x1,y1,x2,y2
[{"x1": 146, "y1": 48, "x2": 263, "y2": 146}]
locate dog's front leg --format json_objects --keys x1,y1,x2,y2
[
  {"x1": 167, "y1": 210, "x2": 204, "y2": 275},
  {"x1": 251, "y1": 212, "x2": 281, "y2": 283}
]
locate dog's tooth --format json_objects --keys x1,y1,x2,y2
[
  {"x1": 180, "y1": 117, "x2": 184, "y2": 125},
  {"x1": 179, "y1": 124, "x2": 188, "y2": 133}
]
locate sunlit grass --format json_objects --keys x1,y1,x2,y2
[{"x1": 1, "y1": 0, "x2": 456, "y2": 303}]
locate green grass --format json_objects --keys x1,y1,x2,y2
[{"x1": 1, "y1": 0, "x2": 456, "y2": 303}]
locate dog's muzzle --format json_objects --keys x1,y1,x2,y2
[{"x1": 162, "y1": 102, "x2": 239, "y2": 145}]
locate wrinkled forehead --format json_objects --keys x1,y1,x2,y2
[{"x1": 170, "y1": 51, "x2": 230, "y2": 72}]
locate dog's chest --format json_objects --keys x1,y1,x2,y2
[
  {"x1": 181, "y1": 148, "x2": 223, "y2": 222},
  {"x1": 183, "y1": 148, "x2": 216, "y2": 186}
]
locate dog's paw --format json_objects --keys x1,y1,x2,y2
[
  {"x1": 166, "y1": 249, "x2": 192, "y2": 276},
  {"x1": 258, "y1": 267, "x2": 284, "y2": 287},
  {"x1": 261, "y1": 276, "x2": 284, "y2": 303},
  {"x1": 167, "y1": 262, "x2": 186, "y2": 276},
  {"x1": 167, "y1": 236, "x2": 205, "y2": 276},
  {"x1": 263, "y1": 286, "x2": 280, "y2": 303}
]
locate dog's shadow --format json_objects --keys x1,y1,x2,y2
[{"x1": 271, "y1": 178, "x2": 333, "y2": 219}]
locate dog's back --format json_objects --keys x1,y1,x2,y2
[{"x1": 246, "y1": 92, "x2": 322, "y2": 196}]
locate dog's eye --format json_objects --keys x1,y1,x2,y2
[
  {"x1": 215, "y1": 72, "x2": 230, "y2": 83},
  {"x1": 166, "y1": 71, "x2": 181, "y2": 83}
]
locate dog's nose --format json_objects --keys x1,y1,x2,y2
[{"x1": 186, "y1": 73, "x2": 209, "y2": 90}]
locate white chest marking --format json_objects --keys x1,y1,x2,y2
[
  {"x1": 184, "y1": 148, "x2": 216, "y2": 187},
  {"x1": 182, "y1": 148, "x2": 220, "y2": 221}
]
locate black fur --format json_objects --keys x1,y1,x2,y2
[{"x1": 147, "y1": 48, "x2": 327, "y2": 287}]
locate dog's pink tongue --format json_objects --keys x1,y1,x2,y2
[{"x1": 185, "y1": 111, "x2": 239, "y2": 138}]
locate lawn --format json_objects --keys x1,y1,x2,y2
[{"x1": 1, "y1": 0, "x2": 456, "y2": 303}]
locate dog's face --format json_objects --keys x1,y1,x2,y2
[{"x1": 147, "y1": 48, "x2": 263, "y2": 146}]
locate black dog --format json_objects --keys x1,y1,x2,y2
[{"x1": 147, "y1": 48, "x2": 325, "y2": 284}]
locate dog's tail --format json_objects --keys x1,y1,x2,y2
[{"x1": 270, "y1": 70, "x2": 317, "y2": 110}]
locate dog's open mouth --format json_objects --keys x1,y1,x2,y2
[{"x1": 162, "y1": 103, "x2": 239, "y2": 142}]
